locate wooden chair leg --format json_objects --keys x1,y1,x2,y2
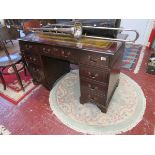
[
  {"x1": 0, "y1": 73, "x2": 6, "y2": 90},
  {"x1": 22, "y1": 61, "x2": 27, "y2": 76},
  {"x1": 24, "y1": 65, "x2": 27, "y2": 76},
  {"x1": 10, "y1": 40, "x2": 14, "y2": 46},
  {"x1": 12, "y1": 64, "x2": 25, "y2": 91}
]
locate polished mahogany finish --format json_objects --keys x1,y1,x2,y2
[{"x1": 19, "y1": 33, "x2": 126, "y2": 113}]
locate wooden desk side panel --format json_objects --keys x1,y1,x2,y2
[{"x1": 106, "y1": 43, "x2": 125, "y2": 105}]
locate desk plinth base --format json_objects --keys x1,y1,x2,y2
[
  {"x1": 80, "y1": 80, "x2": 119, "y2": 113},
  {"x1": 80, "y1": 97, "x2": 107, "y2": 113}
]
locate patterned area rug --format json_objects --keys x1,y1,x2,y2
[
  {"x1": 49, "y1": 70, "x2": 146, "y2": 135},
  {"x1": 0, "y1": 64, "x2": 39, "y2": 105},
  {"x1": 121, "y1": 44, "x2": 142, "y2": 70},
  {"x1": 0, "y1": 125, "x2": 11, "y2": 135}
]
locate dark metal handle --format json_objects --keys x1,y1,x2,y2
[
  {"x1": 33, "y1": 58, "x2": 36, "y2": 61},
  {"x1": 32, "y1": 67, "x2": 39, "y2": 72},
  {"x1": 43, "y1": 48, "x2": 51, "y2": 53},
  {"x1": 88, "y1": 72, "x2": 98, "y2": 79},
  {"x1": 88, "y1": 84, "x2": 98, "y2": 90},
  {"x1": 88, "y1": 56, "x2": 98, "y2": 63},
  {"x1": 61, "y1": 51, "x2": 70, "y2": 58},
  {"x1": 53, "y1": 48, "x2": 59, "y2": 52},
  {"x1": 47, "y1": 49, "x2": 51, "y2": 52},
  {"x1": 88, "y1": 95, "x2": 97, "y2": 101},
  {"x1": 25, "y1": 44, "x2": 32, "y2": 49}
]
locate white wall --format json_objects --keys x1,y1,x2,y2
[
  {"x1": 0, "y1": 19, "x2": 4, "y2": 25},
  {"x1": 121, "y1": 19, "x2": 154, "y2": 45}
]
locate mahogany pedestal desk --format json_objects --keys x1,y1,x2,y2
[{"x1": 19, "y1": 33, "x2": 127, "y2": 113}]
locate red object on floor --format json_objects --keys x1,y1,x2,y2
[
  {"x1": 2, "y1": 65, "x2": 31, "y2": 92},
  {"x1": 0, "y1": 47, "x2": 155, "y2": 135},
  {"x1": 148, "y1": 26, "x2": 155, "y2": 48},
  {"x1": 0, "y1": 65, "x2": 37, "y2": 105}
]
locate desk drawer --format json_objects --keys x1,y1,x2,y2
[
  {"x1": 79, "y1": 66, "x2": 109, "y2": 83},
  {"x1": 20, "y1": 42, "x2": 37, "y2": 52},
  {"x1": 40, "y1": 45, "x2": 77, "y2": 62},
  {"x1": 40, "y1": 45, "x2": 61, "y2": 57},
  {"x1": 80, "y1": 77, "x2": 107, "y2": 96},
  {"x1": 22, "y1": 51, "x2": 41, "y2": 65},
  {"x1": 60, "y1": 49, "x2": 72, "y2": 60},
  {"x1": 61, "y1": 49, "x2": 78, "y2": 63},
  {"x1": 80, "y1": 53, "x2": 109, "y2": 68}
]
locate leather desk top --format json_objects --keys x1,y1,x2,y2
[{"x1": 19, "y1": 33, "x2": 127, "y2": 55}]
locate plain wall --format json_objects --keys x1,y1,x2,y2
[{"x1": 121, "y1": 19, "x2": 154, "y2": 45}]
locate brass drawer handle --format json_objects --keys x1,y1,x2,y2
[
  {"x1": 33, "y1": 58, "x2": 36, "y2": 61},
  {"x1": 43, "y1": 48, "x2": 50, "y2": 53},
  {"x1": 88, "y1": 95, "x2": 97, "y2": 101},
  {"x1": 88, "y1": 84, "x2": 98, "y2": 90},
  {"x1": 53, "y1": 48, "x2": 58, "y2": 52},
  {"x1": 61, "y1": 51, "x2": 70, "y2": 58},
  {"x1": 61, "y1": 51, "x2": 65, "y2": 55},
  {"x1": 25, "y1": 44, "x2": 32, "y2": 49},
  {"x1": 88, "y1": 56, "x2": 98, "y2": 63},
  {"x1": 32, "y1": 67, "x2": 39, "y2": 72},
  {"x1": 88, "y1": 72, "x2": 98, "y2": 79},
  {"x1": 47, "y1": 49, "x2": 51, "y2": 52}
]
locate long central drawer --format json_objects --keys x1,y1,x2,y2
[{"x1": 39, "y1": 45, "x2": 78, "y2": 63}]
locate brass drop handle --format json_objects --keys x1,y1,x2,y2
[
  {"x1": 33, "y1": 67, "x2": 39, "y2": 72},
  {"x1": 88, "y1": 72, "x2": 98, "y2": 79},
  {"x1": 88, "y1": 94, "x2": 97, "y2": 101},
  {"x1": 26, "y1": 44, "x2": 32, "y2": 49},
  {"x1": 88, "y1": 56, "x2": 98, "y2": 63},
  {"x1": 43, "y1": 48, "x2": 50, "y2": 53},
  {"x1": 53, "y1": 48, "x2": 58, "y2": 52},
  {"x1": 61, "y1": 51, "x2": 70, "y2": 58},
  {"x1": 47, "y1": 48, "x2": 51, "y2": 52},
  {"x1": 88, "y1": 84, "x2": 98, "y2": 90}
]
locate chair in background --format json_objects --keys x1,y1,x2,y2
[
  {"x1": 22, "y1": 20, "x2": 41, "y2": 35},
  {"x1": 0, "y1": 70, "x2": 6, "y2": 90},
  {"x1": 0, "y1": 26, "x2": 27, "y2": 91},
  {"x1": 4, "y1": 40, "x2": 14, "y2": 46}
]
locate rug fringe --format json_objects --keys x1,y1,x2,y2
[{"x1": 0, "y1": 125, "x2": 11, "y2": 135}]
